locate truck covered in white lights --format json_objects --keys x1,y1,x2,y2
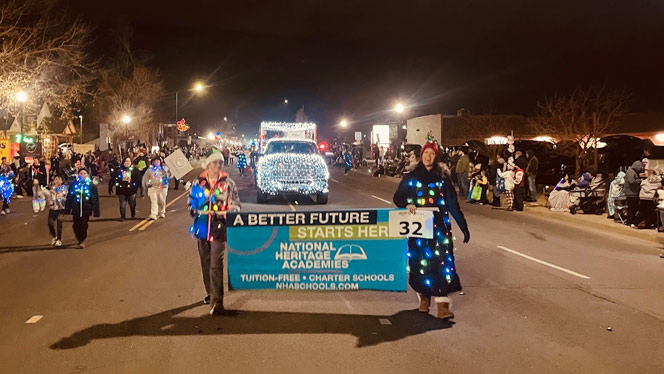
[{"x1": 259, "y1": 122, "x2": 317, "y2": 152}]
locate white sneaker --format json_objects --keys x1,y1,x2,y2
[
  {"x1": 0, "y1": 210, "x2": 5, "y2": 216},
  {"x1": 54, "y1": 240, "x2": 62, "y2": 247},
  {"x1": 51, "y1": 237, "x2": 57, "y2": 246},
  {"x1": 159, "y1": 213, "x2": 166, "y2": 218},
  {"x1": 39, "y1": 199, "x2": 46, "y2": 211},
  {"x1": 32, "y1": 200, "x2": 40, "y2": 213},
  {"x1": 4, "y1": 208, "x2": 9, "y2": 214},
  {"x1": 148, "y1": 215, "x2": 157, "y2": 220},
  {"x1": 15, "y1": 195, "x2": 23, "y2": 199}
]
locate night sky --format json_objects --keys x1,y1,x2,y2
[{"x1": 68, "y1": 0, "x2": 664, "y2": 140}]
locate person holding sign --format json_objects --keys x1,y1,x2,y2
[
  {"x1": 188, "y1": 150, "x2": 241, "y2": 316},
  {"x1": 393, "y1": 137, "x2": 470, "y2": 320}
]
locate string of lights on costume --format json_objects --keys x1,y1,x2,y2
[
  {"x1": 65, "y1": 176, "x2": 100, "y2": 218},
  {"x1": 236, "y1": 153, "x2": 247, "y2": 170},
  {"x1": 393, "y1": 136, "x2": 469, "y2": 298},
  {"x1": 0, "y1": 170, "x2": 15, "y2": 204},
  {"x1": 188, "y1": 169, "x2": 241, "y2": 241},
  {"x1": 256, "y1": 150, "x2": 329, "y2": 195},
  {"x1": 49, "y1": 184, "x2": 68, "y2": 210},
  {"x1": 146, "y1": 165, "x2": 171, "y2": 189}
]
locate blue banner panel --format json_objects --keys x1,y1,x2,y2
[{"x1": 227, "y1": 209, "x2": 408, "y2": 291}]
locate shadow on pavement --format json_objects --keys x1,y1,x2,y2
[
  {"x1": 0, "y1": 244, "x2": 77, "y2": 253},
  {"x1": 50, "y1": 302, "x2": 453, "y2": 350}
]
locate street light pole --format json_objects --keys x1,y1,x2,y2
[{"x1": 79, "y1": 115, "x2": 83, "y2": 144}]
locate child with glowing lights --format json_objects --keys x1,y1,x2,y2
[
  {"x1": 64, "y1": 168, "x2": 100, "y2": 249},
  {"x1": 46, "y1": 175, "x2": 68, "y2": 247},
  {"x1": 393, "y1": 136, "x2": 470, "y2": 320},
  {"x1": 111, "y1": 157, "x2": 140, "y2": 221},
  {"x1": 143, "y1": 156, "x2": 170, "y2": 220},
  {"x1": 236, "y1": 150, "x2": 248, "y2": 176},
  {"x1": 0, "y1": 157, "x2": 14, "y2": 215},
  {"x1": 188, "y1": 151, "x2": 240, "y2": 315},
  {"x1": 29, "y1": 158, "x2": 48, "y2": 213}
]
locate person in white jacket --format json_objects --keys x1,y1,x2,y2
[
  {"x1": 143, "y1": 157, "x2": 170, "y2": 220},
  {"x1": 497, "y1": 162, "x2": 516, "y2": 211}
]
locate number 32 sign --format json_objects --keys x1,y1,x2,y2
[{"x1": 388, "y1": 209, "x2": 434, "y2": 239}]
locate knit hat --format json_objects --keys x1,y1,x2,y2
[
  {"x1": 421, "y1": 133, "x2": 439, "y2": 157},
  {"x1": 201, "y1": 149, "x2": 225, "y2": 168}
]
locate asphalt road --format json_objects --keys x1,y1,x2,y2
[{"x1": 1, "y1": 164, "x2": 663, "y2": 373}]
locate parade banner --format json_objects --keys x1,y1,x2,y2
[
  {"x1": 227, "y1": 209, "x2": 410, "y2": 291},
  {"x1": 73, "y1": 143, "x2": 95, "y2": 155}
]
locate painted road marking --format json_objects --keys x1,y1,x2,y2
[
  {"x1": 496, "y1": 246, "x2": 591, "y2": 279},
  {"x1": 281, "y1": 193, "x2": 296, "y2": 212},
  {"x1": 130, "y1": 191, "x2": 188, "y2": 232},
  {"x1": 378, "y1": 318, "x2": 392, "y2": 325},
  {"x1": 139, "y1": 191, "x2": 189, "y2": 231},
  {"x1": 25, "y1": 315, "x2": 43, "y2": 324},
  {"x1": 330, "y1": 178, "x2": 340, "y2": 183},
  {"x1": 371, "y1": 195, "x2": 393, "y2": 205}
]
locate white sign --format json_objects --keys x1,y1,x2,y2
[
  {"x1": 388, "y1": 209, "x2": 434, "y2": 239},
  {"x1": 73, "y1": 143, "x2": 95, "y2": 155},
  {"x1": 165, "y1": 149, "x2": 193, "y2": 180},
  {"x1": 355, "y1": 131, "x2": 362, "y2": 142}
]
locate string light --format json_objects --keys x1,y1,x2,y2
[{"x1": 256, "y1": 141, "x2": 329, "y2": 195}]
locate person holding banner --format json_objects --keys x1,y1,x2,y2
[
  {"x1": 188, "y1": 151, "x2": 241, "y2": 316},
  {"x1": 393, "y1": 137, "x2": 470, "y2": 320}
]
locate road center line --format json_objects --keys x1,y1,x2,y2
[
  {"x1": 281, "y1": 193, "x2": 296, "y2": 211},
  {"x1": 130, "y1": 190, "x2": 189, "y2": 232},
  {"x1": 371, "y1": 195, "x2": 393, "y2": 205},
  {"x1": 25, "y1": 315, "x2": 43, "y2": 324},
  {"x1": 496, "y1": 245, "x2": 591, "y2": 279}
]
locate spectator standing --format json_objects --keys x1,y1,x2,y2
[
  {"x1": 526, "y1": 150, "x2": 538, "y2": 202},
  {"x1": 623, "y1": 161, "x2": 643, "y2": 226},
  {"x1": 455, "y1": 149, "x2": 471, "y2": 199},
  {"x1": 497, "y1": 162, "x2": 516, "y2": 211},
  {"x1": 513, "y1": 159, "x2": 527, "y2": 211},
  {"x1": 633, "y1": 169, "x2": 662, "y2": 229}
]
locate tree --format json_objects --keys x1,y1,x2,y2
[
  {"x1": 94, "y1": 30, "x2": 166, "y2": 148},
  {"x1": 0, "y1": 0, "x2": 96, "y2": 119},
  {"x1": 527, "y1": 86, "x2": 631, "y2": 176},
  {"x1": 462, "y1": 114, "x2": 514, "y2": 162}
]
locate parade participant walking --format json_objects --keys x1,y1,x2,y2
[
  {"x1": 143, "y1": 156, "x2": 170, "y2": 220},
  {"x1": 29, "y1": 158, "x2": 48, "y2": 213},
  {"x1": 0, "y1": 157, "x2": 14, "y2": 215},
  {"x1": 188, "y1": 151, "x2": 241, "y2": 315},
  {"x1": 112, "y1": 157, "x2": 140, "y2": 221},
  {"x1": 393, "y1": 137, "x2": 470, "y2": 320},
  {"x1": 133, "y1": 150, "x2": 149, "y2": 197},
  {"x1": 46, "y1": 175, "x2": 68, "y2": 247},
  {"x1": 236, "y1": 150, "x2": 247, "y2": 176},
  {"x1": 64, "y1": 169, "x2": 100, "y2": 249}
]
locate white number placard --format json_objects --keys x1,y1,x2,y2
[{"x1": 388, "y1": 209, "x2": 434, "y2": 239}]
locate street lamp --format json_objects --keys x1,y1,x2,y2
[
  {"x1": 340, "y1": 119, "x2": 348, "y2": 128},
  {"x1": 175, "y1": 82, "x2": 205, "y2": 122},
  {"x1": 394, "y1": 103, "x2": 405, "y2": 113},
  {"x1": 194, "y1": 82, "x2": 204, "y2": 92},
  {"x1": 284, "y1": 99, "x2": 289, "y2": 104},
  {"x1": 15, "y1": 90, "x2": 28, "y2": 138},
  {"x1": 122, "y1": 115, "x2": 131, "y2": 150},
  {"x1": 79, "y1": 115, "x2": 83, "y2": 144}
]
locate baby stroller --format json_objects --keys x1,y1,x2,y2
[{"x1": 569, "y1": 178, "x2": 607, "y2": 215}]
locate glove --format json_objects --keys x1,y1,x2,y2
[{"x1": 462, "y1": 227, "x2": 470, "y2": 243}]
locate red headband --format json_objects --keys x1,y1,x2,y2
[{"x1": 421, "y1": 142, "x2": 438, "y2": 157}]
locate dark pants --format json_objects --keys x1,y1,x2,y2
[
  {"x1": 456, "y1": 172, "x2": 469, "y2": 198},
  {"x1": 197, "y1": 239, "x2": 226, "y2": 309},
  {"x1": 635, "y1": 199, "x2": 656, "y2": 228},
  {"x1": 48, "y1": 209, "x2": 64, "y2": 239},
  {"x1": 2, "y1": 198, "x2": 8, "y2": 211},
  {"x1": 513, "y1": 185, "x2": 525, "y2": 211},
  {"x1": 118, "y1": 194, "x2": 136, "y2": 219},
  {"x1": 72, "y1": 214, "x2": 90, "y2": 243},
  {"x1": 625, "y1": 196, "x2": 640, "y2": 225}
]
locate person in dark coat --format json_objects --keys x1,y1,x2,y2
[
  {"x1": 111, "y1": 157, "x2": 140, "y2": 221},
  {"x1": 623, "y1": 160, "x2": 643, "y2": 226},
  {"x1": 64, "y1": 168, "x2": 100, "y2": 248},
  {"x1": 393, "y1": 140, "x2": 470, "y2": 320}
]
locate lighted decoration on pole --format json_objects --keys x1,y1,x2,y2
[{"x1": 176, "y1": 118, "x2": 189, "y2": 132}]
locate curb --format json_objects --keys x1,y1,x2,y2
[{"x1": 523, "y1": 205, "x2": 664, "y2": 245}]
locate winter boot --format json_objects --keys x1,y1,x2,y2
[
  {"x1": 418, "y1": 295, "x2": 430, "y2": 313},
  {"x1": 436, "y1": 302, "x2": 455, "y2": 320},
  {"x1": 32, "y1": 199, "x2": 40, "y2": 213}
]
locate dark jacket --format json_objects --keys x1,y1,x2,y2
[
  {"x1": 526, "y1": 156, "x2": 538, "y2": 176},
  {"x1": 64, "y1": 178, "x2": 100, "y2": 218},
  {"x1": 112, "y1": 166, "x2": 140, "y2": 196},
  {"x1": 624, "y1": 161, "x2": 643, "y2": 197},
  {"x1": 188, "y1": 170, "x2": 241, "y2": 241},
  {"x1": 29, "y1": 163, "x2": 48, "y2": 187}
]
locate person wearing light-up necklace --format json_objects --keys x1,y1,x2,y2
[
  {"x1": 188, "y1": 151, "x2": 241, "y2": 316},
  {"x1": 393, "y1": 138, "x2": 470, "y2": 320},
  {"x1": 64, "y1": 168, "x2": 100, "y2": 249}
]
